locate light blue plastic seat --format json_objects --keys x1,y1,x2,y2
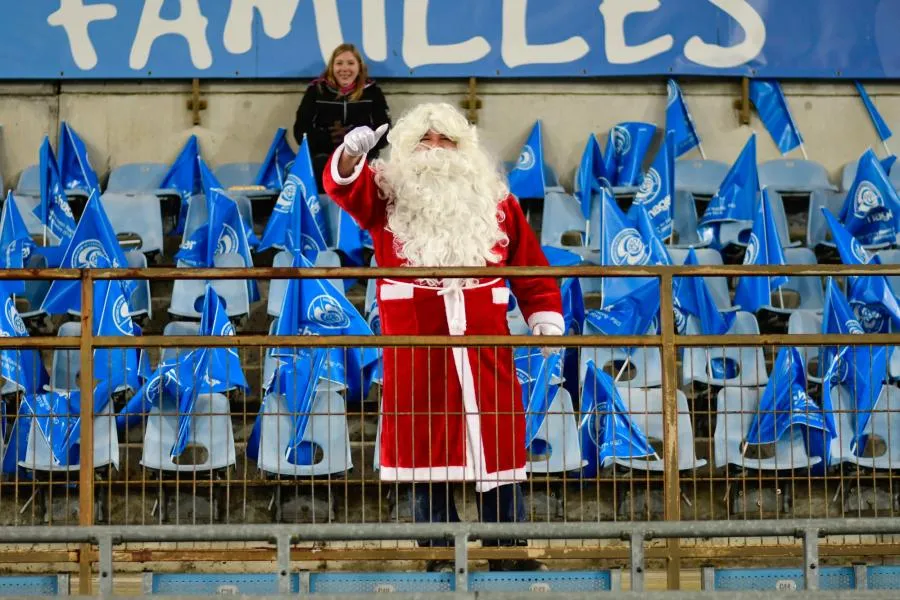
[
  {"x1": 786, "y1": 310, "x2": 824, "y2": 384},
  {"x1": 670, "y1": 190, "x2": 710, "y2": 248},
  {"x1": 675, "y1": 159, "x2": 730, "y2": 198},
  {"x1": 762, "y1": 247, "x2": 824, "y2": 314},
  {"x1": 766, "y1": 188, "x2": 803, "y2": 248},
  {"x1": 106, "y1": 163, "x2": 168, "y2": 193},
  {"x1": 540, "y1": 192, "x2": 587, "y2": 253},
  {"x1": 892, "y1": 168, "x2": 900, "y2": 193},
  {"x1": 16, "y1": 165, "x2": 40, "y2": 197},
  {"x1": 125, "y1": 250, "x2": 152, "y2": 319},
  {"x1": 683, "y1": 312, "x2": 768, "y2": 387},
  {"x1": 267, "y1": 250, "x2": 344, "y2": 319},
  {"x1": 214, "y1": 162, "x2": 262, "y2": 190},
  {"x1": 759, "y1": 158, "x2": 837, "y2": 193},
  {"x1": 20, "y1": 252, "x2": 51, "y2": 319},
  {"x1": 101, "y1": 192, "x2": 164, "y2": 255},
  {"x1": 169, "y1": 254, "x2": 250, "y2": 320},
  {"x1": 667, "y1": 247, "x2": 731, "y2": 311},
  {"x1": 806, "y1": 190, "x2": 851, "y2": 250}
]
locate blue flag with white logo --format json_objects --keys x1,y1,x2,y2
[
  {"x1": 1, "y1": 394, "x2": 38, "y2": 475},
  {"x1": 92, "y1": 275, "x2": 141, "y2": 394},
  {"x1": 579, "y1": 360, "x2": 657, "y2": 477},
  {"x1": 749, "y1": 79, "x2": 804, "y2": 155},
  {"x1": 698, "y1": 134, "x2": 758, "y2": 245},
  {"x1": 32, "y1": 390, "x2": 80, "y2": 467},
  {"x1": 673, "y1": 248, "x2": 736, "y2": 336},
  {"x1": 196, "y1": 158, "x2": 259, "y2": 249},
  {"x1": 272, "y1": 347, "x2": 329, "y2": 465},
  {"x1": 258, "y1": 152, "x2": 328, "y2": 261},
  {"x1": 586, "y1": 281, "x2": 660, "y2": 356},
  {"x1": 175, "y1": 187, "x2": 260, "y2": 302},
  {"x1": 0, "y1": 292, "x2": 48, "y2": 395},
  {"x1": 41, "y1": 193, "x2": 134, "y2": 315},
  {"x1": 255, "y1": 128, "x2": 296, "y2": 191},
  {"x1": 57, "y1": 122, "x2": 101, "y2": 198},
  {"x1": 838, "y1": 148, "x2": 900, "y2": 247},
  {"x1": 733, "y1": 188, "x2": 789, "y2": 313},
  {"x1": 855, "y1": 81, "x2": 893, "y2": 143},
  {"x1": 666, "y1": 79, "x2": 702, "y2": 158},
  {"x1": 560, "y1": 276, "x2": 585, "y2": 335},
  {"x1": 160, "y1": 136, "x2": 202, "y2": 235},
  {"x1": 294, "y1": 137, "x2": 329, "y2": 245},
  {"x1": 507, "y1": 121, "x2": 546, "y2": 199},
  {"x1": 605, "y1": 122, "x2": 657, "y2": 187},
  {"x1": 634, "y1": 203, "x2": 673, "y2": 267},
  {"x1": 598, "y1": 187, "x2": 655, "y2": 307},
  {"x1": 576, "y1": 134, "x2": 607, "y2": 220},
  {"x1": 522, "y1": 352, "x2": 562, "y2": 449},
  {"x1": 822, "y1": 208, "x2": 900, "y2": 333},
  {"x1": 744, "y1": 347, "x2": 832, "y2": 450},
  {"x1": 271, "y1": 253, "x2": 377, "y2": 401},
  {"x1": 630, "y1": 131, "x2": 676, "y2": 240},
  {"x1": 1, "y1": 192, "x2": 35, "y2": 271},
  {"x1": 36, "y1": 137, "x2": 77, "y2": 246}
]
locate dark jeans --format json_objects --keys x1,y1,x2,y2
[{"x1": 410, "y1": 482, "x2": 527, "y2": 548}]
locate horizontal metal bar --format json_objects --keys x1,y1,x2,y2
[
  {"x1": 0, "y1": 268, "x2": 81, "y2": 280},
  {"x1": 676, "y1": 332, "x2": 900, "y2": 347},
  {"x1": 4, "y1": 519, "x2": 899, "y2": 545},
  {"x1": 48, "y1": 593, "x2": 898, "y2": 600}
]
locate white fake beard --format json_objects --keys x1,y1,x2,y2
[{"x1": 376, "y1": 147, "x2": 509, "y2": 287}]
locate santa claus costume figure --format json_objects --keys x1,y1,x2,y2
[{"x1": 324, "y1": 103, "x2": 564, "y2": 572}]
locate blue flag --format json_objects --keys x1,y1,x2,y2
[
  {"x1": 630, "y1": 131, "x2": 676, "y2": 240},
  {"x1": 543, "y1": 246, "x2": 584, "y2": 267},
  {"x1": 93, "y1": 276, "x2": 141, "y2": 394},
  {"x1": 271, "y1": 253, "x2": 378, "y2": 401},
  {"x1": 576, "y1": 133, "x2": 607, "y2": 220},
  {"x1": 733, "y1": 188, "x2": 789, "y2": 313},
  {"x1": 586, "y1": 281, "x2": 660, "y2": 356},
  {"x1": 673, "y1": 248, "x2": 736, "y2": 336},
  {"x1": 855, "y1": 81, "x2": 893, "y2": 143},
  {"x1": 160, "y1": 136, "x2": 202, "y2": 235},
  {"x1": 634, "y1": 203, "x2": 673, "y2": 267},
  {"x1": 822, "y1": 208, "x2": 900, "y2": 333},
  {"x1": 258, "y1": 154, "x2": 328, "y2": 261},
  {"x1": 698, "y1": 133, "x2": 758, "y2": 245},
  {"x1": 666, "y1": 79, "x2": 702, "y2": 157},
  {"x1": 522, "y1": 352, "x2": 562, "y2": 449},
  {"x1": 255, "y1": 128, "x2": 297, "y2": 191},
  {"x1": 271, "y1": 347, "x2": 329, "y2": 465},
  {"x1": 41, "y1": 193, "x2": 134, "y2": 315},
  {"x1": 605, "y1": 122, "x2": 657, "y2": 187},
  {"x1": 57, "y1": 122, "x2": 101, "y2": 198},
  {"x1": 116, "y1": 359, "x2": 182, "y2": 431},
  {"x1": 748, "y1": 80, "x2": 803, "y2": 155},
  {"x1": 838, "y1": 148, "x2": 900, "y2": 247},
  {"x1": 0, "y1": 293, "x2": 48, "y2": 395},
  {"x1": 0, "y1": 192, "x2": 35, "y2": 271},
  {"x1": 36, "y1": 137, "x2": 77, "y2": 245},
  {"x1": 560, "y1": 276, "x2": 585, "y2": 335},
  {"x1": 744, "y1": 347, "x2": 833, "y2": 449},
  {"x1": 2, "y1": 395, "x2": 37, "y2": 474},
  {"x1": 598, "y1": 187, "x2": 654, "y2": 307},
  {"x1": 507, "y1": 121, "x2": 546, "y2": 199},
  {"x1": 294, "y1": 136, "x2": 329, "y2": 245},
  {"x1": 579, "y1": 361, "x2": 657, "y2": 477},
  {"x1": 882, "y1": 156, "x2": 897, "y2": 176}
]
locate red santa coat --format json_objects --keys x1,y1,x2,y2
[{"x1": 323, "y1": 151, "x2": 564, "y2": 491}]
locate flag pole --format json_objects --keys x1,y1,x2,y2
[
  {"x1": 798, "y1": 141, "x2": 809, "y2": 161},
  {"x1": 883, "y1": 139, "x2": 892, "y2": 157},
  {"x1": 697, "y1": 140, "x2": 707, "y2": 160}
]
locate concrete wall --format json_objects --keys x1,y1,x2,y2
[{"x1": 1, "y1": 79, "x2": 899, "y2": 192}]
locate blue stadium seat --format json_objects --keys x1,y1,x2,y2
[
  {"x1": 141, "y1": 392, "x2": 235, "y2": 473},
  {"x1": 714, "y1": 386, "x2": 821, "y2": 471},
  {"x1": 683, "y1": 312, "x2": 768, "y2": 387},
  {"x1": 11, "y1": 192, "x2": 45, "y2": 238},
  {"x1": 579, "y1": 320, "x2": 662, "y2": 388},
  {"x1": 675, "y1": 159, "x2": 730, "y2": 198},
  {"x1": 701, "y1": 566, "x2": 861, "y2": 591},
  {"x1": 100, "y1": 192, "x2": 164, "y2": 255},
  {"x1": 540, "y1": 192, "x2": 587, "y2": 253},
  {"x1": 667, "y1": 247, "x2": 731, "y2": 310},
  {"x1": 214, "y1": 162, "x2": 262, "y2": 190},
  {"x1": 786, "y1": 310, "x2": 824, "y2": 384},
  {"x1": 829, "y1": 383, "x2": 900, "y2": 469},
  {"x1": 892, "y1": 168, "x2": 900, "y2": 193},
  {"x1": 762, "y1": 247, "x2": 824, "y2": 314},
  {"x1": 766, "y1": 189, "x2": 803, "y2": 247},
  {"x1": 144, "y1": 573, "x2": 300, "y2": 595},
  {"x1": 20, "y1": 252, "x2": 51, "y2": 319},
  {"x1": 843, "y1": 160, "x2": 900, "y2": 193},
  {"x1": 106, "y1": 163, "x2": 168, "y2": 193},
  {"x1": 267, "y1": 250, "x2": 344, "y2": 319},
  {"x1": 169, "y1": 254, "x2": 251, "y2": 320},
  {"x1": 670, "y1": 190, "x2": 710, "y2": 248},
  {"x1": 16, "y1": 165, "x2": 40, "y2": 197},
  {"x1": 759, "y1": 159, "x2": 837, "y2": 193},
  {"x1": 124, "y1": 251, "x2": 152, "y2": 320},
  {"x1": 806, "y1": 190, "x2": 849, "y2": 250}
]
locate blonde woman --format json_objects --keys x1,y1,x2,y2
[{"x1": 293, "y1": 43, "x2": 391, "y2": 191}]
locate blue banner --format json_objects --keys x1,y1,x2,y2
[{"x1": 5, "y1": 1, "x2": 900, "y2": 80}]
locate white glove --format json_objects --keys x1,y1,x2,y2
[
  {"x1": 532, "y1": 323, "x2": 564, "y2": 357},
  {"x1": 343, "y1": 124, "x2": 389, "y2": 157}
]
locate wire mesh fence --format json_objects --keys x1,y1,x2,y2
[{"x1": 0, "y1": 264, "x2": 900, "y2": 593}]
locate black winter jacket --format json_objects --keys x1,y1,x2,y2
[{"x1": 292, "y1": 80, "x2": 391, "y2": 165}]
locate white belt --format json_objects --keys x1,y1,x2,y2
[{"x1": 438, "y1": 285, "x2": 467, "y2": 335}]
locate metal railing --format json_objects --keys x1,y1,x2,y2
[{"x1": 2, "y1": 262, "x2": 900, "y2": 595}]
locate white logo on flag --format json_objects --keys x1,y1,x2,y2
[
  {"x1": 5, "y1": 297, "x2": 25, "y2": 336},
  {"x1": 112, "y1": 295, "x2": 132, "y2": 335},
  {"x1": 846, "y1": 317, "x2": 865, "y2": 335},
  {"x1": 221, "y1": 321, "x2": 236, "y2": 337},
  {"x1": 854, "y1": 181, "x2": 884, "y2": 219},
  {"x1": 308, "y1": 295, "x2": 350, "y2": 329},
  {"x1": 666, "y1": 81, "x2": 678, "y2": 107},
  {"x1": 274, "y1": 180, "x2": 296, "y2": 213},
  {"x1": 672, "y1": 298, "x2": 687, "y2": 334},
  {"x1": 850, "y1": 238, "x2": 871, "y2": 264},
  {"x1": 612, "y1": 126, "x2": 631, "y2": 156},
  {"x1": 853, "y1": 302, "x2": 885, "y2": 333},
  {"x1": 516, "y1": 145, "x2": 536, "y2": 171},
  {"x1": 216, "y1": 224, "x2": 239, "y2": 255},
  {"x1": 56, "y1": 195, "x2": 74, "y2": 218},
  {"x1": 301, "y1": 233, "x2": 321, "y2": 254},
  {"x1": 72, "y1": 239, "x2": 108, "y2": 268},
  {"x1": 516, "y1": 367, "x2": 531, "y2": 384},
  {"x1": 144, "y1": 372, "x2": 163, "y2": 405},
  {"x1": 636, "y1": 168, "x2": 662, "y2": 201},
  {"x1": 745, "y1": 233, "x2": 761, "y2": 265},
  {"x1": 610, "y1": 229, "x2": 649, "y2": 266}
]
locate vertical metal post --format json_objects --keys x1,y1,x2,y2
[
  {"x1": 853, "y1": 562, "x2": 868, "y2": 590},
  {"x1": 276, "y1": 534, "x2": 292, "y2": 594},
  {"x1": 629, "y1": 532, "x2": 645, "y2": 592},
  {"x1": 803, "y1": 528, "x2": 819, "y2": 591},
  {"x1": 97, "y1": 534, "x2": 113, "y2": 597},
  {"x1": 454, "y1": 533, "x2": 468, "y2": 592},
  {"x1": 78, "y1": 270, "x2": 94, "y2": 595},
  {"x1": 658, "y1": 272, "x2": 681, "y2": 590}
]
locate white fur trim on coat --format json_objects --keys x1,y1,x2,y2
[
  {"x1": 329, "y1": 144, "x2": 367, "y2": 185},
  {"x1": 527, "y1": 311, "x2": 565, "y2": 334}
]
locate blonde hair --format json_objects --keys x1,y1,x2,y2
[{"x1": 323, "y1": 44, "x2": 368, "y2": 101}]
